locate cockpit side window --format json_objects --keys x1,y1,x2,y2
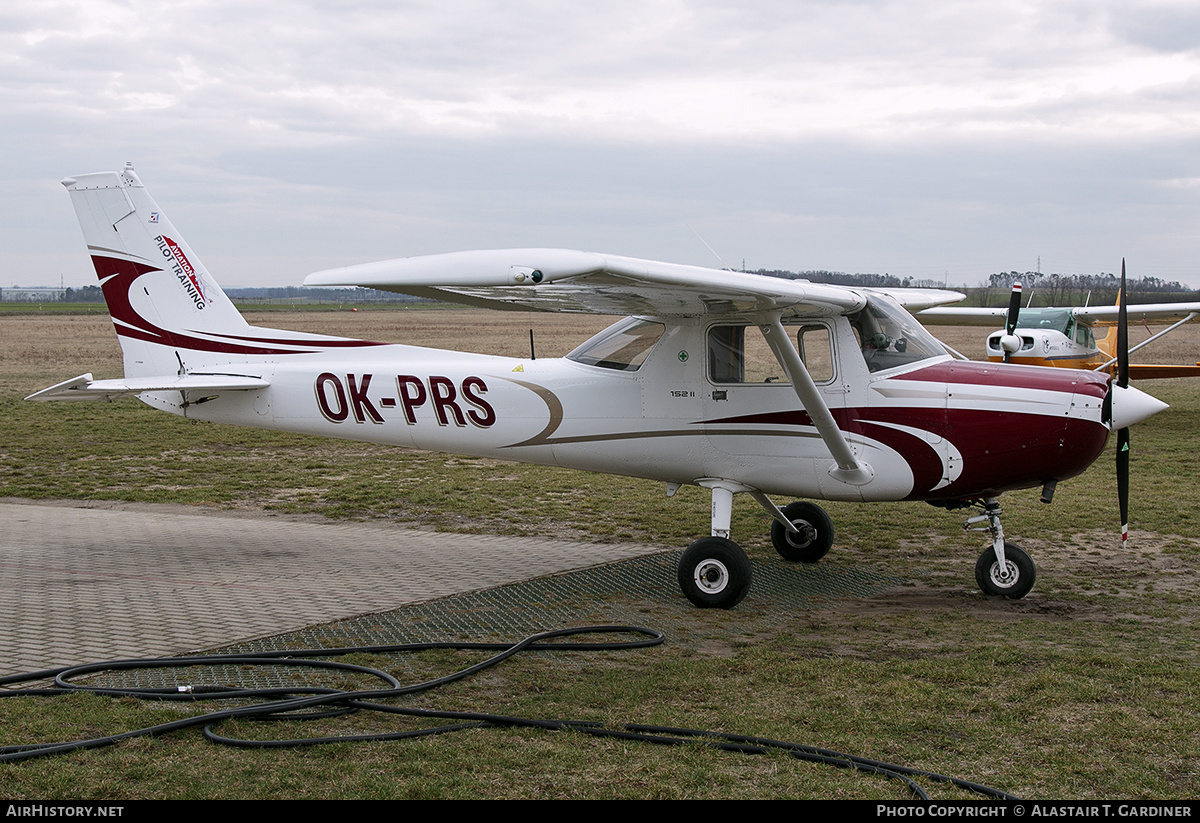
[
  {"x1": 567, "y1": 318, "x2": 665, "y2": 371},
  {"x1": 797, "y1": 324, "x2": 834, "y2": 383},
  {"x1": 1075, "y1": 323, "x2": 1095, "y2": 347},
  {"x1": 709, "y1": 325, "x2": 747, "y2": 383},
  {"x1": 707, "y1": 321, "x2": 835, "y2": 385}
]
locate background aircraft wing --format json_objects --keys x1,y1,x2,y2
[
  {"x1": 1072, "y1": 302, "x2": 1200, "y2": 325},
  {"x1": 306, "y1": 249, "x2": 963, "y2": 317},
  {"x1": 919, "y1": 302, "x2": 1200, "y2": 327}
]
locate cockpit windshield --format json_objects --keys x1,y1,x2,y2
[
  {"x1": 566, "y1": 317, "x2": 665, "y2": 371},
  {"x1": 1009, "y1": 308, "x2": 1074, "y2": 335},
  {"x1": 849, "y1": 295, "x2": 947, "y2": 373}
]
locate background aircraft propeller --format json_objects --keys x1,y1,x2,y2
[{"x1": 1000, "y1": 282, "x2": 1023, "y2": 363}]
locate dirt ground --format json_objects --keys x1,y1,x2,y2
[
  {"x1": 841, "y1": 528, "x2": 1200, "y2": 626},
  {"x1": 0, "y1": 308, "x2": 618, "y2": 394}
]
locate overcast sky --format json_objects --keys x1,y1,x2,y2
[{"x1": 4, "y1": 0, "x2": 1200, "y2": 290}]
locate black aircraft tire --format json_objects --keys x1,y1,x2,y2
[
  {"x1": 770, "y1": 501, "x2": 835, "y2": 563},
  {"x1": 677, "y1": 537, "x2": 752, "y2": 609},
  {"x1": 975, "y1": 543, "x2": 1036, "y2": 599}
]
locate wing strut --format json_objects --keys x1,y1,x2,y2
[
  {"x1": 1094, "y1": 311, "x2": 1199, "y2": 373},
  {"x1": 760, "y1": 314, "x2": 874, "y2": 486}
]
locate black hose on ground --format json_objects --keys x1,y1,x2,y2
[{"x1": 0, "y1": 626, "x2": 1017, "y2": 800}]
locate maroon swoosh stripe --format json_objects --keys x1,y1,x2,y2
[{"x1": 92, "y1": 255, "x2": 384, "y2": 356}]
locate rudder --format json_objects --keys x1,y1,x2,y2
[{"x1": 62, "y1": 163, "x2": 251, "y2": 378}]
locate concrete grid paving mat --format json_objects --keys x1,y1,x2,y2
[{"x1": 1, "y1": 500, "x2": 901, "y2": 687}]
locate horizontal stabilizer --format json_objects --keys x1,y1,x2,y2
[
  {"x1": 26, "y1": 372, "x2": 270, "y2": 402},
  {"x1": 1127, "y1": 363, "x2": 1200, "y2": 380}
]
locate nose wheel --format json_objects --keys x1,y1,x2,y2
[
  {"x1": 975, "y1": 543, "x2": 1036, "y2": 599},
  {"x1": 963, "y1": 498, "x2": 1037, "y2": 599}
]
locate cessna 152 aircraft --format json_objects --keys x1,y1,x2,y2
[
  {"x1": 28, "y1": 165, "x2": 1169, "y2": 608},
  {"x1": 918, "y1": 284, "x2": 1200, "y2": 378}
]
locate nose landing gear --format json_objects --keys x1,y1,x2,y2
[{"x1": 963, "y1": 498, "x2": 1036, "y2": 599}]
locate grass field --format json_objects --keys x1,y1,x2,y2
[{"x1": 2, "y1": 307, "x2": 1199, "y2": 799}]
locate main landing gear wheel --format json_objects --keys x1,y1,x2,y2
[
  {"x1": 770, "y1": 501, "x2": 834, "y2": 563},
  {"x1": 677, "y1": 536, "x2": 752, "y2": 609},
  {"x1": 975, "y1": 542, "x2": 1036, "y2": 599}
]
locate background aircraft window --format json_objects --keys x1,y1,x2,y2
[
  {"x1": 567, "y1": 318, "x2": 665, "y2": 371},
  {"x1": 708, "y1": 322, "x2": 835, "y2": 384}
]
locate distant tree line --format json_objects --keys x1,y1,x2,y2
[
  {"x1": 755, "y1": 268, "x2": 1200, "y2": 307},
  {"x1": 754, "y1": 269, "x2": 919, "y2": 289},
  {"x1": 979, "y1": 271, "x2": 1198, "y2": 307},
  {"x1": 224, "y1": 287, "x2": 429, "y2": 303},
  {"x1": 59, "y1": 285, "x2": 103, "y2": 302},
  {"x1": 48, "y1": 285, "x2": 427, "y2": 304},
  {"x1": 35, "y1": 272, "x2": 1200, "y2": 309}
]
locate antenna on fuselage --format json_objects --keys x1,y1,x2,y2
[{"x1": 688, "y1": 224, "x2": 732, "y2": 271}]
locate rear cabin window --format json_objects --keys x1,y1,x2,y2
[{"x1": 708, "y1": 322, "x2": 834, "y2": 384}]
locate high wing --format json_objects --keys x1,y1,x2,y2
[
  {"x1": 305, "y1": 249, "x2": 965, "y2": 317},
  {"x1": 867, "y1": 287, "x2": 969, "y2": 310}
]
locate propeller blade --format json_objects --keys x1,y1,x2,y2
[
  {"x1": 1002, "y1": 281, "x2": 1023, "y2": 363},
  {"x1": 1117, "y1": 426, "x2": 1130, "y2": 544},
  {"x1": 1116, "y1": 260, "x2": 1129, "y2": 542}
]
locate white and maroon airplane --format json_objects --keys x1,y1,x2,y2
[{"x1": 28, "y1": 164, "x2": 1167, "y2": 607}]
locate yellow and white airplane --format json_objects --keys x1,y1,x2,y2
[{"x1": 918, "y1": 283, "x2": 1200, "y2": 378}]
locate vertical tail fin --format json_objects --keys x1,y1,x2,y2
[
  {"x1": 1094, "y1": 289, "x2": 1123, "y2": 365},
  {"x1": 62, "y1": 164, "x2": 251, "y2": 377}
]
